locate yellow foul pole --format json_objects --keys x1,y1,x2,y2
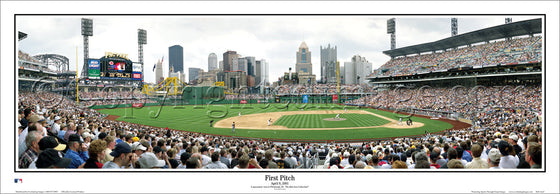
[
  {"x1": 76, "y1": 46, "x2": 79, "y2": 105},
  {"x1": 336, "y1": 61, "x2": 340, "y2": 93}
]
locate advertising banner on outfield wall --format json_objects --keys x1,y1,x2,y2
[
  {"x1": 332, "y1": 94, "x2": 338, "y2": 102},
  {"x1": 303, "y1": 95, "x2": 309, "y2": 103}
]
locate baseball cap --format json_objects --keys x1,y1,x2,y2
[
  {"x1": 140, "y1": 139, "x2": 150, "y2": 149},
  {"x1": 82, "y1": 132, "x2": 94, "y2": 140},
  {"x1": 494, "y1": 132, "x2": 501, "y2": 138},
  {"x1": 131, "y1": 142, "x2": 147, "y2": 151},
  {"x1": 138, "y1": 152, "x2": 165, "y2": 168},
  {"x1": 365, "y1": 154, "x2": 373, "y2": 162},
  {"x1": 38, "y1": 136, "x2": 66, "y2": 151},
  {"x1": 36, "y1": 148, "x2": 71, "y2": 168},
  {"x1": 68, "y1": 134, "x2": 83, "y2": 143},
  {"x1": 488, "y1": 148, "x2": 501, "y2": 163},
  {"x1": 332, "y1": 153, "x2": 339, "y2": 158},
  {"x1": 54, "y1": 116, "x2": 61, "y2": 121},
  {"x1": 132, "y1": 137, "x2": 139, "y2": 142},
  {"x1": 498, "y1": 141, "x2": 510, "y2": 156},
  {"x1": 510, "y1": 134, "x2": 519, "y2": 141},
  {"x1": 110, "y1": 142, "x2": 132, "y2": 157}
]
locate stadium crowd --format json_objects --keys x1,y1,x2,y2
[
  {"x1": 372, "y1": 36, "x2": 542, "y2": 77},
  {"x1": 77, "y1": 91, "x2": 158, "y2": 107},
  {"x1": 17, "y1": 83, "x2": 542, "y2": 169},
  {"x1": 274, "y1": 84, "x2": 375, "y2": 95}
]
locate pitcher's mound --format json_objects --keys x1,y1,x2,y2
[{"x1": 323, "y1": 118, "x2": 346, "y2": 121}]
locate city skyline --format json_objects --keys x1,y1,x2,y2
[{"x1": 16, "y1": 16, "x2": 539, "y2": 84}]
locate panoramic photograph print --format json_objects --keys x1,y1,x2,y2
[{"x1": 15, "y1": 15, "x2": 543, "y2": 173}]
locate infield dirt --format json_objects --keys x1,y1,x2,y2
[{"x1": 213, "y1": 110, "x2": 424, "y2": 130}]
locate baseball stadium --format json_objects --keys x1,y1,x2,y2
[{"x1": 17, "y1": 17, "x2": 542, "y2": 170}]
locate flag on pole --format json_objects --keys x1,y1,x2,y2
[{"x1": 153, "y1": 64, "x2": 156, "y2": 72}]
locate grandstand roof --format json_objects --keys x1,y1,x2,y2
[{"x1": 383, "y1": 18, "x2": 542, "y2": 58}]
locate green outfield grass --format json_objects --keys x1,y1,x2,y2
[
  {"x1": 96, "y1": 104, "x2": 453, "y2": 140},
  {"x1": 274, "y1": 113, "x2": 391, "y2": 128}
]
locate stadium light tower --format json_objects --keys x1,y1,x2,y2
[
  {"x1": 387, "y1": 18, "x2": 396, "y2": 50},
  {"x1": 81, "y1": 18, "x2": 93, "y2": 78},
  {"x1": 451, "y1": 18, "x2": 458, "y2": 36},
  {"x1": 138, "y1": 29, "x2": 147, "y2": 83}
]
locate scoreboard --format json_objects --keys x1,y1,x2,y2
[{"x1": 88, "y1": 52, "x2": 142, "y2": 81}]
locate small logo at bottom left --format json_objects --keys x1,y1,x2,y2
[{"x1": 14, "y1": 178, "x2": 22, "y2": 183}]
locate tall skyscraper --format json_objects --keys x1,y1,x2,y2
[
  {"x1": 245, "y1": 56, "x2": 256, "y2": 76},
  {"x1": 264, "y1": 60, "x2": 269, "y2": 85},
  {"x1": 237, "y1": 57, "x2": 247, "y2": 73},
  {"x1": 189, "y1": 67, "x2": 203, "y2": 83},
  {"x1": 155, "y1": 59, "x2": 163, "y2": 84},
  {"x1": 223, "y1": 51, "x2": 238, "y2": 72},
  {"x1": 208, "y1": 53, "x2": 218, "y2": 71},
  {"x1": 255, "y1": 60, "x2": 263, "y2": 86},
  {"x1": 255, "y1": 59, "x2": 269, "y2": 86},
  {"x1": 343, "y1": 61, "x2": 355, "y2": 85},
  {"x1": 320, "y1": 44, "x2": 338, "y2": 84},
  {"x1": 344, "y1": 55, "x2": 372, "y2": 85},
  {"x1": 219, "y1": 61, "x2": 223, "y2": 71},
  {"x1": 168, "y1": 45, "x2": 183, "y2": 73},
  {"x1": 296, "y1": 41, "x2": 312, "y2": 74}
]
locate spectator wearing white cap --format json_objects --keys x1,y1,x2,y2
[
  {"x1": 509, "y1": 134, "x2": 522, "y2": 155},
  {"x1": 287, "y1": 151, "x2": 298, "y2": 168},
  {"x1": 82, "y1": 132, "x2": 94, "y2": 148},
  {"x1": 487, "y1": 148, "x2": 502, "y2": 169},
  {"x1": 131, "y1": 142, "x2": 147, "y2": 157},
  {"x1": 138, "y1": 152, "x2": 166, "y2": 168},
  {"x1": 340, "y1": 151, "x2": 350, "y2": 167},
  {"x1": 51, "y1": 116, "x2": 61, "y2": 135}
]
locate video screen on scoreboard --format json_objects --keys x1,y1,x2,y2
[{"x1": 99, "y1": 57, "x2": 133, "y2": 79}]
